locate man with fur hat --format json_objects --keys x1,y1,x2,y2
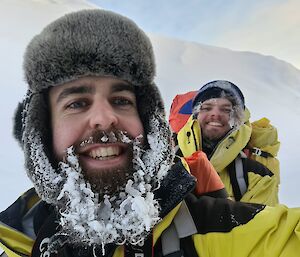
[
  {"x1": 177, "y1": 80, "x2": 280, "y2": 205},
  {"x1": 0, "y1": 9, "x2": 298, "y2": 257}
]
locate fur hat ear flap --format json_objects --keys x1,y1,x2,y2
[{"x1": 13, "y1": 101, "x2": 24, "y2": 147}]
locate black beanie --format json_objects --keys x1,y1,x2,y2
[{"x1": 192, "y1": 80, "x2": 245, "y2": 110}]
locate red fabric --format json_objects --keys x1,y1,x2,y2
[
  {"x1": 184, "y1": 151, "x2": 225, "y2": 195},
  {"x1": 169, "y1": 91, "x2": 197, "y2": 133},
  {"x1": 243, "y1": 148, "x2": 251, "y2": 158}
]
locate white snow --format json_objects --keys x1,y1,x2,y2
[{"x1": 1, "y1": 0, "x2": 300, "y2": 220}]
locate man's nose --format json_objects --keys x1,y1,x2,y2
[
  {"x1": 88, "y1": 101, "x2": 118, "y2": 130},
  {"x1": 209, "y1": 107, "x2": 222, "y2": 117}
]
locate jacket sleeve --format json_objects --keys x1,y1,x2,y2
[
  {"x1": 240, "y1": 158, "x2": 279, "y2": 206},
  {"x1": 241, "y1": 172, "x2": 279, "y2": 206},
  {"x1": 185, "y1": 194, "x2": 300, "y2": 257}
]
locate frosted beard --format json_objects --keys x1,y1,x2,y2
[
  {"x1": 46, "y1": 131, "x2": 155, "y2": 254},
  {"x1": 26, "y1": 114, "x2": 173, "y2": 255},
  {"x1": 72, "y1": 130, "x2": 135, "y2": 197}
]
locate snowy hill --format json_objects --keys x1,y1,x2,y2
[
  {"x1": 1, "y1": 0, "x2": 300, "y2": 210},
  {"x1": 153, "y1": 35, "x2": 300, "y2": 206}
]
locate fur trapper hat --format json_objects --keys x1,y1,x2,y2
[
  {"x1": 24, "y1": 10, "x2": 155, "y2": 92},
  {"x1": 13, "y1": 9, "x2": 172, "y2": 205}
]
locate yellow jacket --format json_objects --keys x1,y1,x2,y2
[
  {"x1": 1, "y1": 187, "x2": 300, "y2": 257},
  {"x1": 177, "y1": 110, "x2": 280, "y2": 205}
]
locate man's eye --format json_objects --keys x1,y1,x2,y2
[
  {"x1": 113, "y1": 98, "x2": 134, "y2": 106},
  {"x1": 200, "y1": 106, "x2": 211, "y2": 112},
  {"x1": 221, "y1": 108, "x2": 232, "y2": 114},
  {"x1": 67, "y1": 100, "x2": 88, "y2": 109}
]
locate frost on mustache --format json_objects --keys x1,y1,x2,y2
[{"x1": 45, "y1": 113, "x2": 173, "y2": 254}]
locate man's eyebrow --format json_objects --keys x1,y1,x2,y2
[
  {"x1": 219, "y1": 102, "x2": 233, "y2": 107},
  {"x1": 56, "y1": 85, "x2": 94, "y2": 103},
  {"x1": 111, "y1": 82, "x2": 135, "y2": 94},
  {"x1": 201, "y1": 102, "x2": 214, "y2": 106},
  {"x1": 202, "y1": 102, "x2": 232, "y2": 107}
]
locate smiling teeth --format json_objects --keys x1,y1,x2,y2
[
  {"x1": 208, "y1": 122, "x2": 222, "y2": 127},
  {"x1": 89, "y1": 146, "x2": 120, "y2": 159}
]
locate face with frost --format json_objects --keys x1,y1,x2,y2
[
  {"x1": 197, "y1": 98, "x2": 233, "y2": 141},
  {"x1": 49, "y1": 76, "x2": 144, "y2": 194}
]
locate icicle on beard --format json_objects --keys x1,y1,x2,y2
[{"x1": 49, "y1": 129, "x2": 161, "y2": 255}]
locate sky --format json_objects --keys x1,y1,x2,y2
[
  {"x1": 91, "y1": 0, "x2": 300, "y2": 70},
  {"x1": 1, "y1": 0, "x2": 300, "y2": 213}
]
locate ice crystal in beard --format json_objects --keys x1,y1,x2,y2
[
  {"x1": 49, "y1": 137, "x2": 161, "y2": 254},
  {"x1": 229, "y1": 110, "x2": 235, "y2": 128},
  {"x1": 27, "y1": 130, "x2": 64, "y2": 205},
  {"x1": 46, "y1": 114, "x2": 173, "y2": 255},
  {"x1": 133, "y1": 112, "x2": 174, "y2": 186},
  {"x1": 78, "y1": 130, "x2": 132, "y2": 148},
  {"x1": 229, "y1": 105, "x2": 244, "y2": 129}
]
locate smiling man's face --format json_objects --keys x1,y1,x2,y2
[
  {"x1": 49, "y1": 76, "x2": 144, "y2": 194},
  {"x1": 197, "y1": 98, "x2": 233, "y2": 141}
]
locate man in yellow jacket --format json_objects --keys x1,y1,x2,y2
[
  {"x1": 0, "y1": 8, "x2": 299, "y2": 257},
  {"x1": 177, "y1": 81, "x2": 280, "y2": 205}
]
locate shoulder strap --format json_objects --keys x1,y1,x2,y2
[
  {"x1": 228, "y1": 152, "x2": 248, "y2": 201},
  {"x1": 161, "y1": 201, "x2": 198, "y2": 257},
  {"x1": 250, "y1": 147, "x2": 273, "y2": 158},
  {"x1": 173, "y1": 201, "x2": 197, "y2": 237},
  {"x1": 235, "y1": 154, "x2": 247, "y2": 197},
  {"x1": 161, "y1": 223, "x2": 181, "y2": 256}
]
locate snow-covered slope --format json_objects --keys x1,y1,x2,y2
[
  {"x1": 152, "y1": 35, "x2": 300, "y2": 207},
  {"x1": 1, "y1": 0, "x2": 300, "y2": 210}
]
